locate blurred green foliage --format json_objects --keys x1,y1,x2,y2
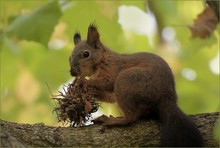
[
  {"x1": 6, "y1": 0, "x2": 62, "y2": 46},
  {"x1": 0, "y1": 0, "x2": 219, "y2": 138}
]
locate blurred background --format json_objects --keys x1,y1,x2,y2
[{"x1": 0, "y1": 0, "x2": 219, "y2": 140}]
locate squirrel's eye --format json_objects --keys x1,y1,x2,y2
[{"x1": 82, "y1": 50, "x2": 90, "y2": 58}]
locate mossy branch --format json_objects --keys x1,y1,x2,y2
[{"x1": 1, "y1": 112, "x2": 219, "y2": 147}]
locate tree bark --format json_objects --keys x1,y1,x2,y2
[{"x1": 1, "y1": 112, "x2": 219, "y2": 147}]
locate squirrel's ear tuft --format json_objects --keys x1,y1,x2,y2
[
  {"x1": 87, "y1": 23, "x2": 100, "y2": 48},
  {"x1": 73, "y1": 32, "x2": 81, "y2": 45}
]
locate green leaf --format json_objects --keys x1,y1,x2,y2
[{"x1": 6, "y1": 0, "x2": 62, "y2": 46}]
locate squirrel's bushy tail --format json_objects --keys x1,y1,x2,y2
[{"x1": 158, "y1": 100, "x2": 203, "y2": 147}]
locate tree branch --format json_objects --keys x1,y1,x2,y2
[{"x1": 1, "y1": 112, "x2": 219, "y2": 147}]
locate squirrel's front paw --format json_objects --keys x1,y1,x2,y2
[
  {"x1": 92, "y1": 114, "x2": 109, "y2": 124},
  {"x1": 75, "y1": 77, "x2": 87, "y2": 87}
]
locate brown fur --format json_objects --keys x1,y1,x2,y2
[{"x1": 69, "y1": 24, "x2": 203, "y2": 147}]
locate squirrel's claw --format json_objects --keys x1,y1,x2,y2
[
  {"x1": 92, "y1": 115, "x2": 109, "y2": 133},
  {"x1": 92, "y1": 114, "x2": 109, "y2": 124}
]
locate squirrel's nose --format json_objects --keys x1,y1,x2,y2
[{"x1": 70, "y1": 68, "x2": 78, "y2": 76}]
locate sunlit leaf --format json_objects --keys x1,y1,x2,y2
[{"x1": 6, "y1": 0, "x2": 62, "y2": 46}]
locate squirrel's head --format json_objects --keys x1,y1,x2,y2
[{"x1": 69, "y1": 24, "x2": 104, "y2": 77}]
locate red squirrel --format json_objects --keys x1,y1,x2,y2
[{"x1": 69, "y1": 24, "x2": 203, "y2": 147}]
